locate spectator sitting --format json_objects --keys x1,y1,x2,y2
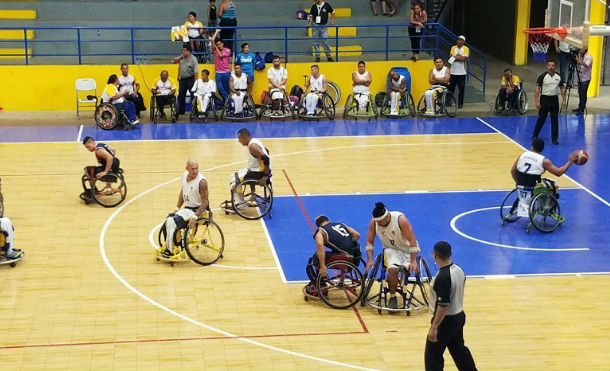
[
  {"x1": 387, "y1": 69, "x2": 406, "y2": 115},
  {"x1": 191, "y1": 69, "x2": 217, "y2": 114},
  {"x1": 424, "y1": 56, "x2": 450, "y2": 115},
  {"x1": 352, "y1": 60, "x2": 372, "y2": 111},
  {"x1": 151, "y1": 70, "x2": 177, "y2": 120},
  {"x1": 118, "y1": 63, "x2": 146, "y2": 118},
  {"x1": 236, "y1": 43, "x2": 255, "y2": 83},
  {"x1": 185, "y1": 11, "x2": 205, "y2": 62},
  {"x1": 229, "y1": 64, "x2": 251, "y2": 117},
  {"x1": 207, "y1": 0, "x2": 217, "y2": 30},
  {"x1": 103, "y1": 74, "x2": 139, "y2": 126},
  {"x1": 304, "y1": 64, "x2": 327, "y2": 116},
  {"x1": 498, "y1": 68, "x2": 520, "y2": 112},
  {"x1": 212, "y1": 28, "x2": 232, "y2": 101},
  {"x1": 267, "y1": 55, "x2": 288, "y2": 114}
]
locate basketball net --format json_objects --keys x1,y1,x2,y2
[{"x1": 524, "y1": 27, "x2": 568, "y2": 62}]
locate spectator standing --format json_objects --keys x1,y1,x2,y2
[
  {"x1": 185, "y1": 11, "x2": 205, "y2": 61},
  {"x1": 448, "y1": 35, "x2": 469, "y2": 109},
  {"x1": 370, "y1": 0, "x2": 388, "y2": 16},
  {"x1": 207, "y1": 0, "x2": 217, "y2": 30},
  {"x1": 213, "y1": 29, "x2": 232, "y2": 101},
  {"x1": 573, "y1": 47, "x2": 592, "y2": 115},
  {"x1": 308, "y1": 0, "x2": 335, "y2": 63},
  {"x1": 425, "y1": 241, "x2": 477, "y2": 371},
  {"x1": 533, "y1": 60, "x2": 566, "y2": 145},
  {"x1": 408, "y1": 2, "x2": 427, "y2": 61},
  {"x1": 236, "y1": 43, "x2": 255, "y2": 83},
  {"x1": 554, "y1": 39, "x2": 571, "y2": 84},
  {"x1": 217, "y1": 0, "x2": 237, "y2": 52},
  {"x1": 176, "y1": 45, "x2": 199, "y2": 117}
]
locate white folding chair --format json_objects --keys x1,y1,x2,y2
[{"x1": 76, "y1": 78, "x2": 97, "y2": 118}]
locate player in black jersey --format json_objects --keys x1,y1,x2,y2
[
  {"x1": 80, "y1": 136, "x2": 121, "y2": 202},
  {"x1": 305, "y1": 215, "x2": 362, "y2": 296}
]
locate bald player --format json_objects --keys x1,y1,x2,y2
[{"x1": 162, "y1": 159, "x2": 210, "y2": 258}]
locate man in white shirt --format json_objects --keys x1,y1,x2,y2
[
  {"x1": 352, "y1": 60, "x2": 372, "y2": 112},
  {"x1": 151, "y1": 70, "x2": 177, "y2": 119},
  {"x1": 119, "y1": 63, "x2": 146, "y2": 118},
  {"x1": 304, "y1": 64, "x2": 327, "y2": 116},
  {"x1": 229, "y1": 64, "x2": 251, "y2": 116},
  {"x1": 191, "y1": 69, "x2": 217, "y2": 115},
  {"x1": 267, "y1": 55, "x2": 288, "y2": 114},
  {"x1": 448, "y1": 35, "x2": 469, "y2": 109}
]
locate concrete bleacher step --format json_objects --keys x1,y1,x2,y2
[
  {"x1": 0, "y1": 30, "x2": 34, "y2": 39},
  {"x1": 307, "y1": 26, "x2": 356, "y2": 37},
  {"x1": 0, "y1": 47, "x2": 31, "y2": 59},
  {"x1": 0, "y1": 9, "x2": 36, "y2": 19},
  {"x1": 311, "y1": 45, "x2": 362, "y2": 57}
]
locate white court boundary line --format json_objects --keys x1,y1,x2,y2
[
  {"x1": 76, "y1": 125, "x2": 83, "y2": 143},
  {"x1": 475, "y1": 117, "x2": 610, "y2": 208},
  {"x1": 449, "y1": 206, "x2": 589, "y2": 252}
]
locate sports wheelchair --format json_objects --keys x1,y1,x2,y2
[
  {"x1": 500, "y1": 178, "x2": 563, "y2": 233},
  {"x1": 220, "y1": 93, "x2": 257, "y2": 121},
  {"x1": 380, "y1": 92, "x2": 416, "y2": 117},
  {"x1": 190, "y1": 93, "x2": 221, "y2": 123},
  {"x1": 80, "y1": 167, "x2": 127, "y2": 208},
  {"x1": 303, "y1": 255, "x2": 365, "y2": 309},
  {"x1": 94, "y1": 102, "x2": 135, "y2": 130},
  {"x1": 343, "y1": 92, "x2": 378, "y2": 120},
  {"x1": 0, "y1": 217, "x2": 24, "y2": 268},
  {"x1": 297, "y1": 91, "x2": 335, "y2": 120},
  {"x1": 155, "y1": 211, "x2": 224, "y2": 266},
  {"x1": 494, "y1": 82, "x2": 528, "y2": 115},
  {"x1": 149, "y1": 94, "x2": 177, "y2": 123},
  {"x1": 361, "y1": 254, "x2": 432, "y2": 315},
  {"x1": 259, "y1": 90, "x2": 295, "y2": 119},
  {"x1": 220, "y1": 172, "x2": 273, "y2": 220},
  {"x1": 417, "y1": 87, "x2": 457, "y2": 118}
]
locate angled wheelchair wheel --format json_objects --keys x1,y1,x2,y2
[
  {"x1": 91, "y1": 172, "x2": 127, "y2": 208},
  {"x1": 442, "y1": 91, "x2": 457, "y2": 118},
  {"x1": 381, "y1": 94, "x2": 392, "y2": 116},
  {"x1": 517, "y1": 90, "x2": 528, "y2": 114},
  {"x1": 317, "y1": 259, "x2": 364, "y2": 309},
  {"x1": 95, "y1": 103, "x2": 119, "y2": 130},
  {"x1": 361, "y1": 254, "x2": 382, "y2": 307},
  {"x1": 529, "y1": 191, "x2": 562, "y2": 233},
  {"x1": 322, "y1": 93, "x2": 335, "y2": 120},
  {"x1": 149, "y1": 96, "x2": 156, "y2": 123},
  {"x1": 343, "y1": 94, "x2": 354, "y2": 119},
  {"x1": 231, "y1": 179, "x2": 273, "y2": 220},
  {"x1": 183, "y1": 217, "x2": 225, "y2": 266},
  {"x1": 326, "y1": 81, "x2": 341, "y2": 106},
  {"x1": 416, "y1": 94, "x2": 427, "y2": 116},
  {"x1": 416, "y1": 256, "x2": 432, "y2": 307},
  {"x1": 157, "y1": 220, "x2": 184, "y2": 250},
  {"x1": 494, "y1": 93, "x2": 502, "y2": 113},
  {"x1": 406, "y1": 93, "x2": 416, "y2": 117},
  {"x1": 369, "y1": 94, "x2": 379, "y2": 119},
  {"x1": 500, "y1": 188, "x2": 520, "y2": 224}
]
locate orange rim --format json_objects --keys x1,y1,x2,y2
[{"x1": 523, "y1": 27, "x2": 568, "y2": 39}]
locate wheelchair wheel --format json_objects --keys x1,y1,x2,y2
[
  {"x1": 500, "y1": 188, "x2": 520, "y2": 224},
  {"x1": 220, "y1": 97, "x2": 232, "y2": 120},
  {"x1": 157, "y1": 220, "x2": 184, "y2": 250},
  {"x1": 231, "y1": 179, "x2": 273, "y2": 220},
  {"x1": 405, "y1": 93, "x2": 416, "y2": 117},
  {"x1": 149, "y1": 96, "x2": 156, "y2": 123},
  {"x1": 416, "y1": 256, "x2": 432, "y2": 307},
  {"x1": 317, "y1": 259, "x2": 364, "y2": 309},
  {"x1": 244, "y1": 95, "x2": 256, "y2": 119},
  {"x1": 369, "y1": 94, "x2": 379, "y2": 119},
  {"x1": 529, "y1": 191, "x2": 562, "y2": 233},
  {"x1": 183, "y1": 217, "x2": 225, "y2": 266},
  {"x1": 361, "y1": 253, "x2": 382, "y2": 307},
  {"x1": 322, "y1": 93, "x2": 335, "y2": 120},
  {"x1": 494, "y1": 93, "x2": 502, "y2": 113},
  {"x1": 326, "y1": 80, "x2": 341, "y2": 106},
  {"x1": 517, "y1": 90, "x2": 528, "y2": 114},
  {"x1": 342, "y1": 94, "x2": 354, "y2": 118},
  {"x1": 442, "y1": 91, "x2": 457, "y2": 118},
  {"x1": 416, "y1": 94, "x2": 427, "y2": 115},
  {"x1": 381, "y1": 94, "x2": 391, "y2": 116},
  {"x1": 91, "y1": 171, "x2": 127, "y2": 208},
  {"x1": 95, "y1": 103, "x2": 119, "y2": 130}
]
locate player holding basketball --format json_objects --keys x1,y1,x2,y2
[
  {"x1": 365, "y1": 202, "x2": 420, "y2": 310},
  {"x1": 80, "y1": 136, "x2": 121, "y2": 202},
  {"x1": 162, "y1": 159, "x2": 210, "y2": 258},
  {"x1": 511, "y1": 138, "x2": 575, "y2": 188}
]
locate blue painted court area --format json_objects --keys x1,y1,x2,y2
[{"x1": 265, "y1": 190, "x2": 610, "y2": 281}]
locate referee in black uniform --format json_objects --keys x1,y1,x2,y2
[
  {"x1": 533, "y1": 60, "x2": 566, "y2": 145},
  {"x1": 425, "y1": 241, "x2": 477, "y2": 371}
]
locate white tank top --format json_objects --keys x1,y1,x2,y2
[
  {"x1": 181, "y1": 171, "x2": 207, "y2": 208},
  {"x1": 375, "y1": 211, "x2": 413, "y2": 252},
  {"x1": 390, "y1": 75, "x2": 405, "y2": 88},
  {"x1": 309, "y1": 74, "x2": 325, "y2": 92},
  {"x1": 118, "y1": 74, "x2": 135, "y2": 94},
  {"x1": 516, "y1": 151, "x2": 546, "y2": 175},
  {"x1": 432, "y1": 66, "x2": 448, "y2": 82},
  {"x1": 193, "y1": 79, "x2": 216, "y2": 95},
  {"x1": 247, "y1": 138, "x2": 269, "y2": 172},
  {"x1": 232, "y1": 73, "x2": 248, "y2": 90},
  {"x1": 353, "y1": 71, "x2": 370, "y2": 94}
]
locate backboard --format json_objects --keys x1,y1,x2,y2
[{"x1": 546, "y1": 0, "x2": 610, "y2": 48}]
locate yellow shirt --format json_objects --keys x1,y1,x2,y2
[
  {"x1": 501, "y1": 75, "x2": 520, "y2": 88},
  {"x1": 102, "y1": 84, "x2": 123, "y2": 103},
  {"x1": 184, "y1": 20, "x2": 204, "y2": 38}
]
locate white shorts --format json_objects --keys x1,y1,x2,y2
[{"x1": 383, "y1": 248, "x2": 411, "y2": 269}]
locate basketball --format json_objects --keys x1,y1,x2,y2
[{"x1": 573, "y1": 149, "x2": 589, "y2": 165}]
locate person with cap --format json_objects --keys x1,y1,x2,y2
[
  {"x1": 448, "y1": 35, "x2": 469, "y2": 109},
  {"x1": 425, "y1": 241, "x2": 477, "y2": 371},
  {"x1": 304, "y1": 215, "x2": 362, "y2": 297},
  {"x1": 364, "y1": 202, "x2": 420, "y2": 310}
]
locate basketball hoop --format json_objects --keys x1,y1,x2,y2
[{"x1": 524, "y1": 27, "x2": 568, "y2": 62}]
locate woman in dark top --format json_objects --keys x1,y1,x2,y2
[
  {"x1": 408, "y1": 2, "x2": 427, "y2": 61},
  {"x1": 217, "y1": 0, "x2": 237, "y2": 52},
  {"x1": 207, "y1": 0, "x2": 217, "y2": 30}
]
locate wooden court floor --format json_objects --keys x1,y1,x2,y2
[{"x1": 0, "y1": 133, "x2": 608, "y2": 370}]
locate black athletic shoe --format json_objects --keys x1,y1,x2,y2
[
  {"x1": 327, "y1": 57, "x2": 334, "y2": 62},
  {"x1": 315, "y1": 57, "x2": 320, "y2": 63}
]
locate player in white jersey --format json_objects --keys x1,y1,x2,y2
[
  {"x1": 191, "y1": 69, "x2": 217, "y2": 114},
  {"x1": 352, "y1": 61, "x2": 372, "y2": 111},
  {"x1": 221, "y1": 128, "x2": 271, "y2": 213},
  {"x1": 387, "y1": 70, "x2": 407, "y2": 115},
  {"x1": 365, "y1": 202, "x2": 420, "y2": 309},
  {"x1": 424, "y1": 56, "x2": 451, "y2": 114},
  {"x1": 267, "y1": 55, "x2": 288, "y2": 113},
  {"x1": 0, "y1": 178, "x2": 23, "y2": 260},
  {"x1": 229, "y1": 64, "x2": 251, "y2": 115},
  {"x1": 162, "y1": 159, "x2": 210, "y2": 258},
  {"x1": 304, "y1": 64, "x2": 327, "y2": 116}
]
